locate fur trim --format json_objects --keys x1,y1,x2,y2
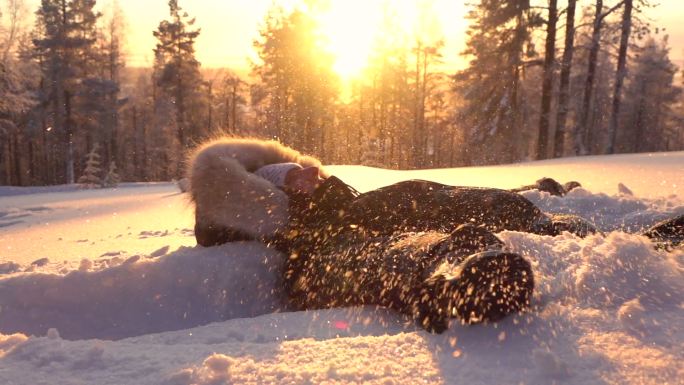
[{"x1": 187, "y1": 137, "x2": 326, "y2": 241}]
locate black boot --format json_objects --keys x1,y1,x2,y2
[
  {"x1": 413, "y1": 225, "x2": 531, "y2": 332},
  {"x1": 642, "y1": 214, "x2": 684, "y2": 250},
  {"x1": 426, "y1": 250, "x2": 534, "y2": 325}
]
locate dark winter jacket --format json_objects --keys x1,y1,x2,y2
[
  {"x1": 281, "y1": 219, "x2": 533, "y2": 332},
  {"x1": 278, "y1": 177, "x2": 536, "y2": 331},
  {"x1": 285, "y1": 176, "x2": 554, "y2": 238}
]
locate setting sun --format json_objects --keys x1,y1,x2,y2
[
  {"x1": 313, "y1": 0, "x2": 457, "y2": 79},
  {"x1": 316, "y1": 0, "x2": 383, "y2": 79}
]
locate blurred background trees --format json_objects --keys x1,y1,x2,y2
[{"x1": 0, "y1": 0, "x2": 682, "y2": 186}]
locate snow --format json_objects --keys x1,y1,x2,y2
[
  {"x1": 327, "y1": 151, "x2": 684, "y2": 198},
  {"x1": 1, "y1": 152, "x2": 683, "y2": 384},
  {"x1": 520, "y1": 186, "x2": 684, "y2": 232},
  {"x1": 0, "y1": 183, "x2": 196, "y2": 265},
  {"x1": 0, "y1": 242, "x2": 285, "y2": 340}
]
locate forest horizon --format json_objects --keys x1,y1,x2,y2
[
  {"x1": 1, "y1": 0, "x2": 683, "y2": 186},
  {"x1": 19, "y1": 1, "x2": 684, "y2": 72}
]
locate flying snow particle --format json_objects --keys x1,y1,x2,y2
[{"x1": 46, "y1": 328, "x2": 61, "y2": 340}]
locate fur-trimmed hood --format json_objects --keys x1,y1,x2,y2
[{"x1": 187, "y1": 137, "x2": 326, "y2": 244}]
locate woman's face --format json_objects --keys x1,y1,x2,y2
[{"x1": 284, "y1": 166, "x2": 323, "y2": 195}]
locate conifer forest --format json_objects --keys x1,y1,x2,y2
[{"x1": 0, "y1": 0, "x2": 682, "y2": 186}]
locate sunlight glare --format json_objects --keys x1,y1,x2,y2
[
  {"x1": 314, "y1": 0, "x2": 452, "y2": 80},
  {"x1": 316, "y1": 0, "x2": 384, "y2": 80}
]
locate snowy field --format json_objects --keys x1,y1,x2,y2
[{"x1": 0, "y1": 152, "x2": 683, "y2": 384}]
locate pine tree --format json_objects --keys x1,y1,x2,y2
[
  {"x1": 103, "y1": 161, "x2": 120, "y2": 187},
  {"x1": 0, "y1": 0, "x2": 37, "y2": 186},
  {"x1": 223, "y1": 75, "x2": 246, "y2": 134},
  {"x1": 553, "y1": 0, "x2": 577, "y2": 158},
  {"x1": 252, "y1": 5, "x2": 338, "y2": 156},
  {"x1": 83, "y1": 0, "x2": 125, "y2": 173},
  {"x1": 0, "y1": 50, "x2": 37, "y2": 186},
  {"x1": 33, "y1": 0, "x2": 103, "y2": 184},
  {"x1": 566, "y1": 6, "x2": 616, "y2": 155},
  {"x1": 153, "y1": 0, "x2": 206, "y2": 157},
  {"x1": 536, "y1": 0, "x2": 558, "y2": 160},
  {"x1": 78, "y1": 143, "x2": 102, "y2": 188},
  {"x1": 454, "y1": 0, "x2": 542, "y2": 165},
  {"x1": 606, "y1": 0, "x2": 654, "y2": 154},
  {"x1": 360, "y1": 10, "x2": 414, "y2": 168},
  {"x1": 411, "y1": 41, "x2": 444, "y2": 169},
  {"x1": 606, "y1": 0, "x2": 634, "y2": 154},
  {"x1": 619, "y1": 35, "x2": 681, "y2": 152},
  {"x1": 574, "y1": 0, "x2": 625, "y2": 155}
]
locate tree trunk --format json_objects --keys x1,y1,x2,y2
[
  {"x1": 449, "y1": 127, "x2": 455, "y2": 167},
  {"x1": 65, "y1": 90, "x2": 75, "y2": 184},
  {"x1": 5, "y1": 133, "x2": 14, "y2": 185},
  {"x1": 132, "y1": 106, "x2": 142, "y2": 180},
  {"x1": 358, "y1": 91, "x2": 364, "y2": 161},
  {"x1": 633, "y1": 96, "x2": 646, "y2": 153},
  {"x1": 12, "y1": 132, "x2": 22, "y2": 186},
  {"x1": 509, "y1": 8, "x2": 525, "y2": 164},
  {"x1": 553, "y1": 0, "x2": 576, "y2": 158},
  {"x1": 141, "y1": 110, "x2": 148, "y2": 181},
  {"x1": 536, "y1": 0, "x2": 558, "y2": 160},
  {"x1": 28, "y1": 139, "x2": 35, "y2": 184},
  {"x1": 231, "y1": 83, "x2": 238, "y2": 132},
  {"x1": 42, "y1": 111, "x2": 50, "y2": 184},
  {"x1": 606, "y1": 0, "x2": 633, "y2": 154},
  {"x1": 412, "y1": 44, "x2": 422, "y2": 168},
  {"x1": 207, "y1": 83, "x2": 213, "y2": 134},
  {"x1": 1, "y1": 138, "x2": 8, "y2": 185},
  {"x1": 575, "y1": 0, "x2": 604, "y2": 155},
  {"x1": 420, "y1": 48, "x2": 429, "y2": 167}
]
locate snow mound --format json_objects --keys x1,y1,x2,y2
[
  {"x1": 521, "y1": 186, "x2": 683, "y2": 232},
  {"x1": 0, "y1": 242, "x2": 285, "y2": 340},
  {"x1": 167, "y1": 333, "x2": 441, "y2": 385},
  {"x1": 499, "y1": 231, "x2": 684, "y2": 308}
]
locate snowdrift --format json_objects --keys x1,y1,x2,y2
[
  {"x1": 0, "y1": 152, "x2": 683, "y2": 384},
  {"x1": 0, "y1": 243, "x2": 285, "y2": 340}
]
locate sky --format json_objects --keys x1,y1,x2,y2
[
  {"x1": 116, "y1": 0, "x2": 470, "y2": 77},
  {"x1": 22, "y1": 0, "x2": 684, "y2": 78}
]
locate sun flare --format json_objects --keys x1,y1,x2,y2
[
  {"x1": 314, "y1": 0, "x2": 448, "y2": 80},
  {"x1": 316, "y1": 0, "x2": 385, "y2": 79}
]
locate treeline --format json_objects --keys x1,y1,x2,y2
[
  {"x1": 457, "y1": 0, "x2": 683, "y2": 164},
  {"x1": 0, "y1": 0, "x2": 683, "y2": 186}
]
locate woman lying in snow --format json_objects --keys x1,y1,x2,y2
[
  {"x1": 186, "y1": 138, "x2": 681, "y2": 332},
  {"x1": 185, "y1": 138, "x2": 585, "y2": 332}
]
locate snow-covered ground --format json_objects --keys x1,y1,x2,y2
[
  {"x1": 1, "y1": 152, "x2": 683, "y2": 384},
  {"x1": 0, "y1": 182, "x2": 196, "y2": 266}
]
